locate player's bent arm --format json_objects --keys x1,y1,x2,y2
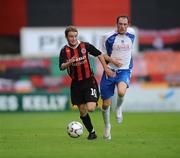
[
  {"x1": 103, "y1": 54, "x2": 123, "y2": 67},
  {"x1": 60, "y1": 61, "x2": 72, "y2": 70},
  {"x1": 98, "y1": 54, "x2": 115, "y2": 77},
  {"x1": 60, "y1": 56, "x2": 76, "y2": 70},
  {"x1": 103, "y1": 54, "x2": 112, "y2": 62}
]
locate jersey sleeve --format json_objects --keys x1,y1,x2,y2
[
  {"x1": 59, "y1": 48, "x2": 67, "y2": 70},
  {"x1": 127, "y1": 27, "x2": 136, "y2": 43},
  {"x1": 127, "y1": 27, "x2": 136, "y2": 55},
  {"x1": 85, "y1": 42, "x2": 102, "y2": 57}
]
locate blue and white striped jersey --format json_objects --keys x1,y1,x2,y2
[{"x1": 100, "y1": 27, "x2": 135, "y2": 70}]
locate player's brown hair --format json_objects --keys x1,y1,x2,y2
[
  {"x1": 116, "y1": 15, "x2": 130, "y2": 24},
  {"x1": 65, "y1": 26, "x2": 78, "y2": 37}
]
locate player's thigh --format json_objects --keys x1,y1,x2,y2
[
  {"x1": 100, "y1": 73, "x2": 115, "y2": 100},
  {"x1": 84, "y1": 77, "x2": 99, "y2": 103},
  {"x1": 116, "y1": 70, "x2": 131, "y2": 96},
  {"x1": 71, "y1": 82, "x2": 83, "y2": 105},
  {"x1": 86, "y1": 102, "x2": 97, "y2": 112}
]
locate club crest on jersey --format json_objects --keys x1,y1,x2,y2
[
  {"x1": 66, "y1": 48, "x2": 70, "y2": 53},
  {"x1": 81, "y1": 48, "x2": 86, "y2": 54}
]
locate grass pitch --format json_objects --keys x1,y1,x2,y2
[{"x1": 0, "y1": 111, "x2": 180, "y2": 158}]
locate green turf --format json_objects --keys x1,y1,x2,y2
[{"x1": 0, "y1": 111, "x2": 180, "y2": 158}]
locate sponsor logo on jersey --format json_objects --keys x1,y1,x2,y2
[
  {"x1": 71, "y1": 56, "x2": 87, "y2": 66},
  {"x1": 113, "y1": 44, "x2": 130, "y2": 51}
]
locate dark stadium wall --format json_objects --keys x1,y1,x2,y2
[
  {"x1": 1, "y1": 0, "x2": 180, "y2": 34},
  {"x1": 131, "y1": 0, "x2": 180, "y2": 51},
  {"x1": 131, "y1": 0, "x2": 180, "y2": 29},
  {"x1": 1, "y1": 0, "x2": 180, "y2": 54},
  {"x1": 27, "y1": 0, "x2": 72, "y2": 26},
  {"x1": 27, "y1": 0, "x2": 130, "y2": 26},
  {"x1": 0, "y1": 0, "x2": 131, "y2": 54},
  {"x1": 0, "y1": 0, "x2": 131, "y2": 33}
]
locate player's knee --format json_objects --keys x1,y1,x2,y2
[
  {"x1": 87, "y1": 103, "x2": 96, "y2": 112},
  {"x1": 102, "y1": 100, "x2": 111, "y2": 110},
  {"x1": 78, "y1": 105, "x2": 87, "y2": 116},
  {"x1": 117, "y1": 82, "x2": 127, "y2": 97},
  {"x1": 87, "y1": 106, "x2": 96, "y2": 112},
  {"x1": 118, "y1": 91, "x2": 125, "y2": 97},
  {"x1": 102, "y1": 104, "x2": 109, "y2": 110},
  {"x1": 79, "y1": 109, "x2": 87, "y2": 116}
]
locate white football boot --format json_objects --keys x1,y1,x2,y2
[{"x1": 103, "y1": 124, "x2": 111, "y2": 140}]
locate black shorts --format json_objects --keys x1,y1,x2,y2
[{"x1": 70, "y1": 76, "x2": 100, "y2": 105}]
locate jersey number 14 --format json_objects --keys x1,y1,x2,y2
[{"x1": 90, "y1": 88, "x2": 97, "y2": 98}]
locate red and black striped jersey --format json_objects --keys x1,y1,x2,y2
[{"x1": 59, "y1": 41, "x2": 101, "y2": 81}]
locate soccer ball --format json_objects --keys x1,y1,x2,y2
[{"x1": 67, "y1": 121, "x2": 83, "y2": 138}]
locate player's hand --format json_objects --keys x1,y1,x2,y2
[
  {"x1": 111, "y1": 58, "x2": 123, "y2": 67},
  {"x1": 105, "y1": 68, "x2": 116, "y2": 78},
  {"x1": 69, "y1": 56, "x2": 76, "y2": 65}
]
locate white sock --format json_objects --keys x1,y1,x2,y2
[
  {"x1": 117, "y1": 96, "x2": 124, "y2": 108},
  {"x1": 116, "y1": 106, "x2": 123, "y2": 118},
  {"x1": 101, "y1": 106, "x2": 111, "y2": 127},
  {"x1": 116, "y1": 97, "x2": 124, "y2": 118}
]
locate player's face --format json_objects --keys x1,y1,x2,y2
[
  {"x1": 66, "y1": 31, "x2": 78, "y2": 47},
  {"x1": 117, "y1": 17, "x2": 129, "y2": 35}
]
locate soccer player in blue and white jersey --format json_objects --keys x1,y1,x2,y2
[{"x1": 100, "y1": 15, "x2": 136, "y2": 140}]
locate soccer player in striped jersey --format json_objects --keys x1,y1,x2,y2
[
  {"x1": 100, "y1": 16, "x2": 136, "y2": 140},
  {"x1": 59, "y1": 26, "x2": 115, "y2": 140}
]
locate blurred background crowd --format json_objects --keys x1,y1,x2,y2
[{"x1": 0, "y1": 0, "x2": 180, "y2": 112}]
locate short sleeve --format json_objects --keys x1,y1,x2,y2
[
  {"x1": 59, "y1": 48, "x2": 67, "y2": 70},
  {"x1": 85, "y1": 42, "x2": 102, "y2": 57}
]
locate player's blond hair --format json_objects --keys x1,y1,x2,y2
[{"x1": 65, "y1": 26, "x2": 78, "y2": 37}]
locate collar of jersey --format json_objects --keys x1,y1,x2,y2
[{"x1": 67, "y1": 40, "x2": 81, "y2": 49}]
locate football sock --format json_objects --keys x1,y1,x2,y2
[
  {"x1": 80, "y1": 113, "x2": 94, "y2": 133},
  {"x1": 101, "y1": 106, "x2": 111, "y2": 127},
  {"x1": 116, "y1": 97, "x2": 123, "y2": 120},
  {"x1": 117, "y1": 96, "x2": 124, "y2": 107}
]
